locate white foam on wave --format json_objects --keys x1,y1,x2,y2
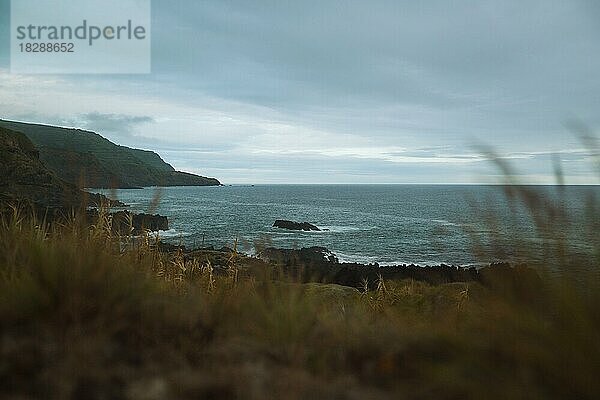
[
  {"x1": 149, "y1": 229, "x2": 191, "y2": 239},
  {"x1": 270, "y1": 225, "x2": 369, "y2": 234},
  {"x1": 429, "y1": 219, "x2": 462, "y2": 228},
  {"x1": 316, "y1": 225, "x2": 365, "y2": 233},
  {"x1": 332, "y1": 250, "x2": 459, "y2": 267},
  {"x1": 332, "y1": 251, "x2": 409, "y2": 266}
]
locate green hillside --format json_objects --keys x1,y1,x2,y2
[
  {"x1": 0, "y1": 120, "x2": 220, "y2": 188},
  {"x1": 127, "y1": 148, "x2": 175, "y2": 172}
]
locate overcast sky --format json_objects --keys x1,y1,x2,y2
[{"x1": 1, "y1": 0, "x2": 599, "y2": 183}]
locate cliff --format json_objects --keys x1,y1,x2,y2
[
  {"x1": 0, "y1": 126, "x2": 84, "y2": 208},
  {"x1": 0, "y1": 119, "x2": 221, "y2": 188}
]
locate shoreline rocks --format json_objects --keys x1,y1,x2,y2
[
  {"x1": 256, "y1": 246, "x2": 540, "y2": 290},
  {"x1": 155, "y1": 243, "x2": 540, "y2": 291},
  {"x1": 86, "y1": 192, "x2": 128, "y2": 208},
  {"x1": 108, "y1": 210, "x2": 169, "y2": 234}
]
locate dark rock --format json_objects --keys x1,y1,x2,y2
[
  {"x1": 260, "y1": 246, "x2": 337, "y2": 265},
  {"x1": 86, "y1": 192, "x2": 127, "y2": 208},
  {"x1": 126, "y1": 211, "x2": 169, "y2": 233},
  {"x1": 0, "y1": 125, "x2": 128, "y2": 211},
  {"x1": 273, "y1": 219, "x2": 321, "y2": 231},
  {"x1": 258, "y1": 246, "x2": 539, "y2": 290},
  {"x1": 87, "y1": 210, "x2": 169, "y2": 234},
  {"x1": 154, "y1": 242, "x2": 187, "y2": 253},
  {"x1": 0, "y1": 126, "x2": 83, "y2": 209},
  {"x1": 138, "y1": 213, "x2": 167, "y2": 232}
]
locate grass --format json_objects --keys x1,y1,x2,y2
[{"x1": 1, "y1": 158, "x2": 600, "y2": 398}]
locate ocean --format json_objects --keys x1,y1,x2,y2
[{"x1": 95, "y1": 185, "x2": 598, "y2": 266}]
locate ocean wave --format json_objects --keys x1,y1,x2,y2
[
  {"x1": 316, "y1": 225, "x2": 365, "y2": 233},
  {"x1": 149, "y1": 229, "x2": 191, "y2": 239},
  {"x1": 429, "y1": 219, "x2": 462, "y2": 227},
  {"x1": 269, "y1": 225, "x2": 369, "y2": 234},
  {"x1": 331, "y1": 250, "x2": 461, "y2": 267},
  {"x1": 332, "y1": 251, "x2": 410, "y2": 266}
]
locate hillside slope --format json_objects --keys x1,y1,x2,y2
[
  {"x1": 0, "y1": 120, "x2": 220, "y2": 188},
  {"x1": 0, "y1": 126, "x2": 85, "y2": 208}
]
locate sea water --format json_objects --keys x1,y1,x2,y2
[{"x1": 94, "y1": 185, "x2": 598, "y2": 266}]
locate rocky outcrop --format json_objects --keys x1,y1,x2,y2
[
  {"x1": 110, "y1": 211, "x2": 169, "y2": 234},
  {"x1": 0, "y1": 126, "x2": 125, "y2": 210},
  {"x1": 260, "y1": 246, "x2": 337, "y2": 264},
  {"x1": 258, "y1": 246, "x2": 540, "y2": 289},
  {"x1": 273, "y1": 220, "x2": 321, "y2": 231},
  {"x1": 153, "y1": 242, "x2": 540, "y2": 292},
  {"x1": 86, "y1": 192, "x2": 127, "y2": 208},
  {"x1": 131, "y1": 212, "x2": 168, "y2": 232},
  {"x1": 0, "y1": 125, "x2": 172, "y2": 237},
  {"x1": 0, "y1": 126, "x2": 84, "y2": 209}
]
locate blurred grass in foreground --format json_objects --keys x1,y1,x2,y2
[{"x1": 1, "y1": 143, "x2": 599, "y2": 399}]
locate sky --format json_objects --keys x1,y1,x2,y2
[{"x1": 0, "y1": 0, "x2": 599, "y2": 184}]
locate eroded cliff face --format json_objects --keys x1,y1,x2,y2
[
  {"x1": 0, "y1": 126, "x2": 83, "y2": 209},
  {"x1": 0, "y1": 126, "x2": 170, "y2": 232}
]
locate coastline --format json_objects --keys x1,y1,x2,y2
[
  {"x1": 155, "y1": 241, "x2": 540, "y2": 290},
  {"x1": 97, "y1": 185, "x2": 600, "y2": 268}
]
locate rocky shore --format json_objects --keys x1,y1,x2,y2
[
  {"x1": 88, "y1": 209, "x2": 169, "y2": 234},
  {"x1": 155, "y1": 243, "x2": 541, "y2": 291},
  {"x1": 261, "y1": 246, "x2": 541, "y2": 290}
]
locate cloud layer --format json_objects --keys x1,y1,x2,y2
[{"x1": 0, "y1": 0, "x2": 599, "y2": 183}]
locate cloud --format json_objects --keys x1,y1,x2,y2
[
  {"x1": 0, "y1": 1, "x2": 599, "y2": 183},
  {"x1": 66, "y1": 113, "x2": 155, "y2": 137}
]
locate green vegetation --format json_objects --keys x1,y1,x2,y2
[
  {"x1": 0, "y1": 119, "x2": 220, "y2": 188},
  {"x1": 1, "y1": 184, "x2": 599, "y2": 399}
]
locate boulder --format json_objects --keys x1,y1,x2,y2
[
  {"x1": 273, "y1": 219, "x2": 321, "y2": 231},
  {"x1": 260, "y1": 246, "x2": 338, "y2": 266},
  {"x1": 107, "y1": 210, "x2": 169, "y2": 234}
]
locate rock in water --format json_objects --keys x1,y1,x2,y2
[
  {"x1": 273, "y1": 219, "x2": 321, "y2": 231},
  {"x1": 109, "y1": 210, "x2": 169, "y2": 234}
]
